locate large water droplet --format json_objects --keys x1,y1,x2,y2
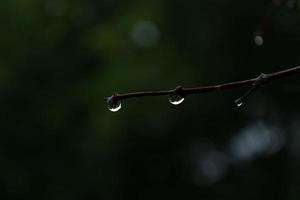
[
  {"x1": 107, "y1": 96, "x2": 122, "y2": 112},
  {"x1": 168, "y1": 94, "x2": 184, "y2": 105},
  {"x1": 254, "y1": 33, "x2": 263, "y2": 46}
]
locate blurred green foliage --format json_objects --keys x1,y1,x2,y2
[{"x1": 1, "y1": 0, "x2": 300, "y2": 199}]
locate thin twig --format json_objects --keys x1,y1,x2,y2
[
  {"x1": 105, "y1": 66, "x2": 300, "y2": 105},
  {"x1": 234, "y1": 73, "x2": 269, "y2": 106}
]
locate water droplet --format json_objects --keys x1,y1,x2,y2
[
  {"x1": 168, "y1": 94, "x2": 184, "y2": 105},
  {"x1": 106, "y1": 96, "x2": 122, "y2": 112},
  {"x1": 236, "y1": 102, "x2": 243, "y2": 107},
  {"x1": 254, "y1": 33, "x2": 263, "y2": 46}
]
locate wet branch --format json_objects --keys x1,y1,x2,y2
[{"x1": 105, "y1": 66, "x2": 300, "y2": 108}]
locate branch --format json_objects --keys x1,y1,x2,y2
[{"x1": 105, "y1": 66, "x2": 300, "y2": 111}]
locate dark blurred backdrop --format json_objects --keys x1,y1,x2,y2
[{"x1": 1, "y1": 0, "x2": 300, "y2": 199}]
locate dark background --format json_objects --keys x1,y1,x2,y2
[{"x1": 1, "y1": 0, "x2": 300, "y2": 199}]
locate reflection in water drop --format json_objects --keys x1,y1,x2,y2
[
  {"x1": 254, "y1": 33, "x2": 264, "y2": 46},
  {"x1": 168, "y1": 94, "x2": 184, "y2": 105},
  {"x1": 107, "y1": 96, "x2": 122, "y2": 112}
]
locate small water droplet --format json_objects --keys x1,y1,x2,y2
[
  {"x1": 254, "y1": 33, "x2": 263, "y2": 46},
  {"x1": 168, "y1": 94, "x2": 184, "y2": 105},
  {"x1": 107, "y1": 96, "x2": 122, "y2": 112},
  {"x1": 236, "y1": 102, "x2": 243, "y2": 107}
]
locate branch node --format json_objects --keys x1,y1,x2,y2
[
  {"x1": 174, "y1": 86, "x2": 184, "y2": 94},
  {"x1": 235, "y1": 73, "x2": 270, "y2": 106},
  {"x1": 253, "y1": 73, "x2": 269, "y2": 86}
]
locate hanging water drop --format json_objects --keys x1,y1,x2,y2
[
  {"x1": 254, "y1": 33, "x2": 263, "y2": 46},
  {"x1": 236, "y1": 102, "x2": 243, "y2": 107},
  {"x1": 106, "y1": 96, "x2": 122, "y2": 112},
  {"x1": 168, "y1": 94, "x2": 184, "y2": 105}
]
